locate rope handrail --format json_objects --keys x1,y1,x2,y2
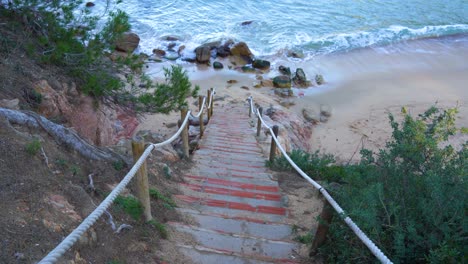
[
  {"x1": 247, "y1": 97, "x2": 393, "y2": 264},
  {"x1": 38, "y1": 89, "x2": 215, "y2": 264},
  {"x1": 189, "y1": 96, "x2": 206, "y2": 119}
]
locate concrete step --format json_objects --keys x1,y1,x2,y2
[
  {"x1": 170, "y1": 223, "x2": 300, "y2": 262},
  {"x1": 175, "y1": 210, "x2": 294, "y2": 241},
  {"x1": 175, "y1": 196, "x2": 287, "y2": 223}
]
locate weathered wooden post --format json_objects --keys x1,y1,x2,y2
[
  {"x1": 309, "y1": 199, "x2": 334, "y2": 256},
  {"x1": 198, "y1": 95, "x2": 205, "y2": 138},
  {"x1": 206, "y1": 89, "x2": 212, "y2": 120},
  {"x1": 256, "y1": 107, "x2": 263, "y2": 137},
  {"x1": 180, "y1": 106, "x2": 190, "y2": 158},
  {"x1": 131, "y1": 138, "x2": 152, "y2": 221},
  {"x1": 248, "y1": 98, "x2": 252, "y2": 118},
  {"x1": 269, "y1": 125, "x2": 279, "y2": 163},
  {"x1": 209, "y1": 88, "x2": 214, "y2": 117}
]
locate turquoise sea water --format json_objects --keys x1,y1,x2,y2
[{"x1": 113, "y1": 0, "x2": 468, "y2": 57}]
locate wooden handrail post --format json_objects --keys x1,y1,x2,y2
[
  {"x1": 180, "y1": 106, "x2": 190, "y2": 158},
  {"x1": 206, "y1": 89, "x2": 212, "y2": 120},
  {"x1": 256, "y1": 107, "x2": 263, "y2": 137},
  {"x1": 310, "y1": 199, "x2": 334, "y2": 256},
  {"x1": 269, "y1": 125, "x2": 279, "y2": 163},
  {"x1": 209, "y1": 88, "x2": 214, "y2": 117},
  {"x1": 248, "y1": 99, "x2": 252, "y2": 118},
  {"x1": 198, "y1": 95, "x2": 205, "y2": 138},
  {"x1": 131, "y1": 138, "x2": 152, "y2": 221}
]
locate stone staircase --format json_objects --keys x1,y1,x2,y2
[{"x1": 169, "y1": 104, "x2": 301, "y2": 263}]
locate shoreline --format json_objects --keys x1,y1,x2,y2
[{"x1": 138, "y1": 35, "x2": 468, "y2": 161}]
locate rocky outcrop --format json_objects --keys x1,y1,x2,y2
[
  {"x1": 195, "y1": 46, "x2": 211, "y2": 63},
  {"x1": 230, "y1": 42, "x2": 254, "y2": 64},
  {"x1": 252, "y1": 59, "x2": 270, "y2": 70},
  {"x1": 279, "y1": 66, "x2": 291, "y2": 76},
  {"x1": 273, "y1": 75, "x2": 292, "y2": 88},
  {"x1": 292, "y1": 68, "x2": 310, "y2": 87},
  {"x1": 213, "y1": 61, "x2": 224, "y2": 69},
  {"x1": 115, "y1": 32, "x2": 140, "y2": 53},
  {"x1": 31, "y1": 80, "x2": 137, "y2": 146},
  {"x1": 0, "y1": 98, "x2": 19, "y2": 110}
]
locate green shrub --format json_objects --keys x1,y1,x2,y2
[
  {"x1": 271, "y1": 106, "x2": 467, "y2": 263},
  {"x1": 149, "y1": 188, "x2": 177, "y2": 209},
  {"x1": 2, "y1": 1, "x2": 198, "y2": 114},
  {"x1": 147, "y1": 219, "x2": 169, "y2": 239},
  {"x1": 25, "y1": 139, "x2": 41, "y2": 155},
  {"x1": 114, "y1": 195, "x2": 143, "y2": 220}
]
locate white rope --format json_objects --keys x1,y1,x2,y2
[
  {"x1": 38, "y1": 110, "x2": 193, "y2": 264},
  {"x1": 207, "y1": 89, "x2": 215, "y2": 110},
  {"x1": 248, "y1": 96, "x2": 393, "y2": 264},
  {"x1": 189, "y1": 97, "x2": 206, "y2": 119}
]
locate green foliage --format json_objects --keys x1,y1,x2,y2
[
  {"x1": 147, "y1": 219, "x2": 169, "y2": 239},
  {"x1": 25, "y1": 139, "x2": 41, "y2": 155},
  {"x1": 269, "y1": 149, "x2": 345, "y2": 182},
  {"x1": 114, "y1": 195, "x2": 143, "y2": 220},
  {"x1": 272, "y1": 106, "x2": 467, "y2": 263},
  {"x1": 2, "y1": 1, "x2": 197, "y2": 114},
  {"x1": 137, "y1": 65, "x2": 200, "y2": 113},
  {"x1": 113, "y1": 160, "x2": 125, "y2": 171},
  {"x1": 163, "y1": 164, "x2": 172, "y2": 179},
  {"x1": 294, "y1": 233, "x2": 314, "y2": 244},
  {"x1": 149, "y1": 188, "x2": 177, "y2": 209}
]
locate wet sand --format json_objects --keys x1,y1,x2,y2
[{"x1": 139, "y1": 35, "x2": 468, "y2": 161}]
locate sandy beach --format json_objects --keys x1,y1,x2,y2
[{"x1": 138, "y1": 35, "x2": 468, "y2": 162}]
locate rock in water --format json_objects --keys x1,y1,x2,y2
[
  {"x1": 115, "y1": 32, "x2": 140, "y2": 53},
  {"x1": 230, "y1": 42, "x2": 254, "y2": 64},
  {"x1": 241, "y1": 66, "x2": 256, "y2": 73},
  {"x1": 241, "y1": 20, "x2": 253, "y2": 26},
  {"x1": 85, "y1": 2, "x2": 95, "y2": 7},
  {"x1": 152, "y1": 49, "x2": 166, "y2": 56},
  {"x1": 213, "y1": 61, "x2": 224, "y2": 69},
  {"x1": 273, "y1": 75, "x2": 292, "y2": 88},
  {"x1": 252, "y1": 59, "x2": 271, "y2": 70},
  {"x1": 315, "y1": 74, "x2": 324, "y2": 85},
  {"x1": 292, "y1": 68, "x2": 310, "y2": 87},
  {"x1": 279, "y1": 65, "x2": 291, "y2": 76},
  {"x1": 195, "y1": 46, "x2": 211, "y2": 63}
]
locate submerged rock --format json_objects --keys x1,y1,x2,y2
[
  {"x1": 315, "y1": 74, "x2": 324, "y2": 85},
  {"x1": 152, "y1": 48, "x2": 166, "y2": 57},
  {"x1": 279, "y1": 65, "x2": 291, "y2": 76},
  {"x1": 161, "y1": 35, "x2": 181, "y2": 41},
  {"x1": 241, "y1": 66, "x2": 256, "y2": 73},
  {"x1": 292, "y1": 68, "x2": 310, "y2": 87},
  {"x1": 252, "y1": 59, "x2": 271, "y2": 70},
  {"x1": 213, "y1": 61, "x2": 224, "y2": 69},
  {"x1": 287, "y1": 50, "x2": 304, "y2": 58},
  {"x1": 241, "y1": 20, "x2": 254, "y2": 26},
  {"x1": 164, "y1": 51, "x2": 180, "y2": 61},
  {"x1": 273, "y1": 75, "x2": 292, "y2": 88}
]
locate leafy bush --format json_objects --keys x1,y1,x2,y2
[
  {"x1": 271, "y1": 106, "x2": 467, "y2": 263},
  {"x1": 114, "y1": 195, "x2": 143, "y2": 220},
  {"x1": 25, "y1": 139, "x2": 41, "y2": 155},
  {"x1": 1, "y1": 1, "x2": 198, "y2": 114},
  {"x1": 149, "y1": 188, "x2": 177, "y2": 209}
]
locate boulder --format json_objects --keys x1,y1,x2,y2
[
  {"x1": 287, "y1": 50, "x2": 304, "y2": 58},
  {"x1": 273, "y1": 75, "x2": 291, "y2": 88},
  {"x1": 302, "y1": 108, "x2": 320, "y2": 124},
  {"x1": 279, "y1": 65, "x2": 291, "y2": 76},
  {"x1": 213, "y1": 61, "x2": 224, "y2": 69},
  {"x1": 252, "y1": 59, "x2": 271, "y2": 70},
  {"x1": 217, "y1": 39, "x2": 234, "y2": 57},
  {"x1": 85, "y1": 2, "x2": 95, "y2": 7},
  {"x1": 315, "y1": 74, "x2": 324, "y2": 85},
  {"x1": 241, "y1": 66, "x2": 255, "y2": 73},
  {"x1": 152, "y1": 49, "x2": 166, "y2": 57},
  {"x1": 167, "y1": 42, "x2": 176, "y2": 51},
  {"x1": 292, "y1": 68, "x2": 310, "y2": 87},
  {"x1": 115, "y1": 32, "x2": 140, "y2": 53},
  {"x1": 178, "y1": 45, "x2": 186, "y2": 55},
  {"x1": 241, "y1": 20, "x2": 253, "y2": 26},
  {"x1": 230, "y1": 42, "x2": 254, "y2": 64},
  {"x1": 161, "y1": 35, "x2": 180, "y2": 41},
  {"x1": 195, "y1": 46, "x2": 211, "y2": 63}
]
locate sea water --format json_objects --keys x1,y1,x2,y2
[{"x1": 110, "y1": 0, "x2": 468, "y2": 57}]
